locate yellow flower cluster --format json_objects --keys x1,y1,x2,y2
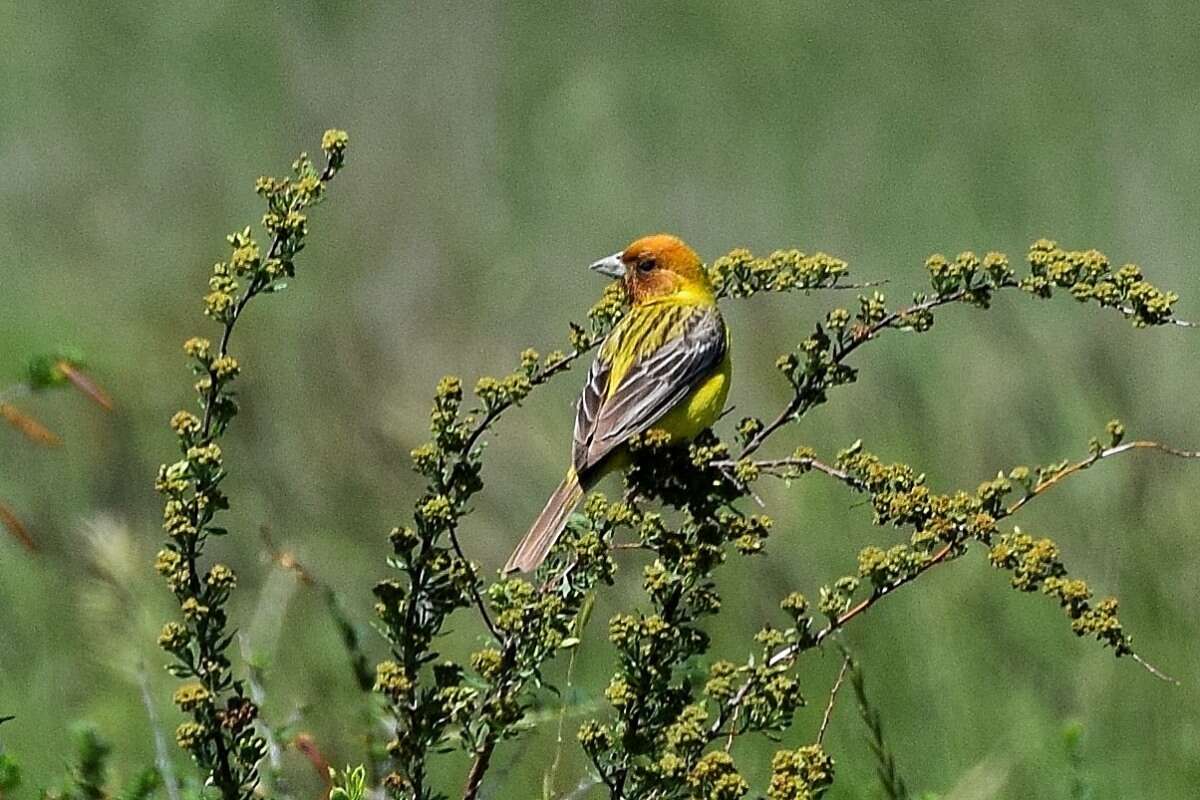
[
  {"x1": 768, "y1": 745, "x2": 834, "y2": 800},
  {"x1": 374, "y1": 660, "x2": 414, "y2": 702},
  {"x1": 172, "y1": 682, "x2": 211, "y2": 712}
]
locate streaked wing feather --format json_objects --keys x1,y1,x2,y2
[
  {"x1": 572, "y1": 356, "x2": 610, "y2": 467},
  {"x1": 573, "y1": 306, "x2": 725, "y2": 473}
]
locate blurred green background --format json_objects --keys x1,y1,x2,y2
[{"x1": 2, "y1": 2, "x2": 1199, "y2": 797}]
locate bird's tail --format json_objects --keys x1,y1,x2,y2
[{"x1": 504, "y1": 473, "x2": 585, "y2": 574}]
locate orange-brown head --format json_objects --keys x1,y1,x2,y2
[{"x1": 590, "y1": 234, "x2": 713, "y2": 305}]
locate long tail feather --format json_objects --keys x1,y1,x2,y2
[{"x1": 504, "y1": 475, "x2": 584, "y2": 573}]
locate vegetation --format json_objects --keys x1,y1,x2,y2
[
  {"x1": 4, "y1": 9, "x2": 1200, "y2": 798},
  {"x1": 4, "y1": 130, "x2": 1189, "y2": 799}
]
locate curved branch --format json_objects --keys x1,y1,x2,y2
[
  {"x1": 738, "y1": 288, "x2": 971, "y2": 460},
  {"x1": 1007, "y1": 439, "x2": 1200, "y2": 516},
  {"x1": 714, "y1": 435, "x2": 1197, "y2": 739},
  {"x1": 713, "y1": 454, "x2": 863, "y2": 491},
  {"x1": 457, "y1": 347, "x2": 593, "y2": 465}
]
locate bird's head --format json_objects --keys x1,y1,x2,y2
[{"x1": 590, "y1": 234, "x2": 712, "y2": 304}]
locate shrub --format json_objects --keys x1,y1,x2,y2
[{"x1": 5, "y1": 130, "x2": 1195, "y2": 800}]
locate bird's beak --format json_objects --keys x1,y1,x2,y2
[{"x1": 589, "y1": 252, "x2": 626, "y2": 279}]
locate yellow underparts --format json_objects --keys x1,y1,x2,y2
[
  {"x1": 584, "y1": 290, "x2": 730, "y2": 484},
  {"x1": 583, "y1": 357, "x2": 730, "y2": 486},
  {"x1": 654, "y1": 349, "x2": 732, "y2": 441}
]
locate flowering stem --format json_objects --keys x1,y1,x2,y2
[
  {"x1": 156, "y1": 131, "x2": 348, "y2": 800},
  {"x1": 732, "y1": 434, "x2": 1198, "y2": 718}
]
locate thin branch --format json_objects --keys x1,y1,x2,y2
[
  {"x1": 292, "y1": 734, "x2": 334, "y2": 800},
  {"x1": 817, "y1": 652, "x2": 853, "y2": 745},
  {"x1": 814, "y1": 543, "x2": 956, "y2": 646},
  {"x1": 240, "y1": 636, "x2": 284, "y2": 787},
  {"x1": 439, "y1": 346, "x2": 598, "y2": 652},
  {"x1": 769, "y1": 440, "x2": 1199, "y2": 676},
  {"x1": 1119, "y1": 306, "x2": 1197, "y2": 327},
  {"x1": 713, "y1": 277, "x2": 888, "y2": 301},
  {"x1": 544, "y1": 639, "x2": 583, "y2": 798},
  {"x1": 462, "y1": 740, "x2": 494, "y2": 800},
  {"x1": 0, "y1": 501, "x2": 37, "y2": 553},
  {"x1": 1131, "y1": 653, "x2": 1180, "y2": 684},
  {"x1": 844, "y1": 650, "x2": 910, "y2": 800},
  {"x1": 714, "y1": 433, "x2": 1197, "y2": 731},
  {"x1": 737, "y1": 280, "x2": 1197, "y2": 464},
  {"x1": 169, "y1": 149, "x2": 343, "y2": 800},
  {"x1": 766, "y1": 540, "x2": 958, "y2": 672},
  {"x1": 560, "y1": 776, "x2": 604, "y2": 800},
  {"x1": 828, "y1": 279, "x2": 889, "y2": 291},
  {"x1": 1003, "y1": 439, "x2": 1198, "y2": 683},
  {"x1": 457, "y1": 347, "x2": 593, "y2": 464},
  {"x1": 261, "y1": 527, "x2": 317, "y2": 586},
  {"x1": 721, "y1": 707, "x2": 742, "y2": 753},
  {"x1": 56, "y1": 361, "x2": 114, "y2": 411},
  {"x1": 715, "y1": 463, "x2": 765, "y2": 507},
  {"x1": 739, "y1": 288, "x2": 970, "y2": 460},
  {"x1": 449, "y1": 526, "x2": 499, "y2": 639},
  {"x1": 262, "y1": 528, "x2": 378, "y2": 693},
  {"x1": 713, "y1": 454, "x2": 864, "y2": 491},
  {"x1": 1, "y1": 402, "x2": 61, "y2": 447},
  {"x1": 198, "y1": 158, "x2": 337, "y2": 439},
  {"x1": 1007, "y1": 439, "x2": 1200, "y2": 516}
]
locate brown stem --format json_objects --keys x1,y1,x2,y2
[
  {"x1": 0, "y1": 501, "x2": 37, "y2": 553},
  {"x1": 462, "y1": 739, "x2": 495, "y2": 800},
  {"x1": 1, "y1": 402, "x2": 62, "y2": 447},
  {"x1": 56, "y1": 361, "x2": 114, "y2": 411}
]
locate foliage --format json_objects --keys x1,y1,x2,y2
[
  {"x1": 844, "y1": 651, "x2": 910, "y2": 800},
  {"x1": 3, "y1": 129, "x2": 1197, "y2": 800},
  {"x1": 0, "y1": 752, "x2": 21, "y2": 798},
  {"x1": 329, "y1": 765, "x2": 368, "y2": 800},
  {"x1": 364, "y1": 239, "x2": 1192, "y2": 799},
  {"x1": 48, "y1": 725, "x2": 113, "y2": 800},
  {"x1": 353, "y1": 236, "x2": 1193, "y2": 798},
  {"x1": 152, "y1": 130, "x2": 348, "y2": 800},
  {"x1": 0, "y1": 726, "x2": 163, "y2": 800}
]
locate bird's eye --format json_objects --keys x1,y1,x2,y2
[{"x1": 637, "y1": 258, "x2": 656, "y2": 273}]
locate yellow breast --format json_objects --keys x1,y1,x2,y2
[{"x1": 654, "y1": 348, "x2": 732, "y2": 442}]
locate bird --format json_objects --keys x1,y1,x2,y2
[{"x1": 504, "y1": 234, "x2": 731, "y2": 573}]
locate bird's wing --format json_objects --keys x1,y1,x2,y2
[
  {"x1": 572, "y1": 305, "x2": 726, "y2": 473},
  {"x1": 572, "y1": 353, "x2": 612, "y2": 469}
]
